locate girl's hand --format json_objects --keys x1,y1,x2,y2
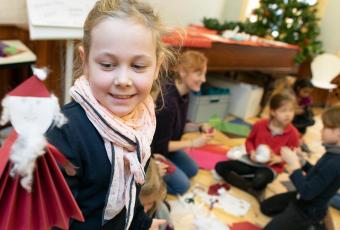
[
  {"x1": 191, "y1": 133, "x2": 213, "y2": 148},
  {"x1": 281, "y1": 147, "x2": 300, "y2": 170},
  {"x1": 153, "y1": 154, "x2": 169, "y2": 177},
  {"x1": 149, "y1": 219, "x2": 166, "y2": 230},
  {"x1": 296, "y1": 148, "x2": 307, "y2": 166},
  {"x1": 270, "y1": 154, "x2": 282, "y2": 165},
  {"x1": 153, "y1": 153, "x2": 166, "y2": 162},
  {"x1": 155, "y1": 161, "x2": 168, "y2": 177},
  {"x1": 250, "y1": 151, "x2": 258, "y2": 163},
  {"x1": 199, "y1": 123, "x2": 214, "y2": 134}
]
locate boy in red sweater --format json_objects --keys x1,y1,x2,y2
[{"x1": 215, "y1": 93, "x2": 300, "y2": 199}]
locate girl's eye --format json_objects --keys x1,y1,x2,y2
[
  {"x1": 132, "y1": 64, "x2": 147, "y2": 71},
  {"x1": 100, "y1": 63, "x2": 115, "y2": 70}
]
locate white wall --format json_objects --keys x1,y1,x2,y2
[
  {"x1": 145, "y1": 0, "x2": 226, "y2": 27},
  {"x1": 319, "y1": 0, "x2": 340, "y2": 54},
  {"x1": 222, "y1": 0, "x2": 244, "y2": 21}
]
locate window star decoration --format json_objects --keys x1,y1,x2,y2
[{"x1": 0, "y1": 67, "x2": 84, "y2": 229}]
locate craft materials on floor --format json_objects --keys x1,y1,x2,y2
[
  {"x1": 230, "y1": 221, "x2": 262, "y2": 230},
  {"x1": 186, "y1": 144, "x2": 229, "y2": 170},
  {"x1": 170, "y1": 192, "x2": 228, "y2": 230},
  {"x1": 200, "y1": 187, "x2": 251, "y2": 217},
  {"x1": 169, "y1": 183, "x2": 252, "y2": 229},
  {"x1": 229, "y1": 118, "x2": 253, "y2": 129},
  {"x1": 209, "y1": 117, "x2": 251, "y2": 137}
]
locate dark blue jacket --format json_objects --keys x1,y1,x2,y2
[
  {"x1": 47, "y1": 101, "x2": 152, "y2": 230},
  {"x1": 291, "y1": 145, "x2": 340, "y2": 220}
]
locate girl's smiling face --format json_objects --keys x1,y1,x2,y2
[
  {"x1": 82, "y1": 17, "x2": 159, "y2": 117},
  {"x1": 179, "y1": 67, "x2": 207, "y2": 92}
]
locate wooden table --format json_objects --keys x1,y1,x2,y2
[{"x1": 184, "y1": 42, "x2": 299, "y2": 74}]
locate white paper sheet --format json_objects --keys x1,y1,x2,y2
[{"x1": 27, "y1": 0, "x2": 96, "y2": 28}]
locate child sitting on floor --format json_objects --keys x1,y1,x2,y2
[
  {"x1": 215, "y1": 93, "x2": 300, "y2": 200},
  {"x1": 261, "y1": 105, "x2": 340, "y2": 230},
  {"x1": 292, "y1": 79, "x2": 315, "y2": 135},
  {"x1": 140, "y1": 159, "x2": 174, "y2": 230},
  {"x1": 292, "y1": 79, "x2": 315, "y2": 153}
]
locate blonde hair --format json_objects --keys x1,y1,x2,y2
[
  {"x1": 140, "y1": 159, "x2": 167, "y2": 215},
  {"x1": 176, "y1": 50, "x2": 208, "y2": 79},
  {"x1": 73, "y1": 0, "x2": 175, "y2": 94},
  {"x1": 322, "y1": 105, "x2": 340, "y2": 129}
]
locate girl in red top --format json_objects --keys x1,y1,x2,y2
[{"x1": 215, "y1": 93, "x2": 300, "y2": 200}]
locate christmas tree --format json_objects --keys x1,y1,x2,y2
[
  {"x1": 249, "y1": 0, "x2": 322, "y2": 63},
  {"x1": 203, "y1": 0, "x2": 323, "y2": 63}
]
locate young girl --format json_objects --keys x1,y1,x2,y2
[
  {"x1": 47, "y1": 0, "x2": 174, "y2": 229},
  {"x1": 261, "y1": 105, "x2": 340, "y2": 230},
  {"x1": 151, "y1": 50, "x2": 214, "y2": 195},
  {"x1": 140, "y1": 159, "x2": 174, "y2": 230},
  {"x1": 215, "y1": 93, "x2": 300, "y2": 199}
]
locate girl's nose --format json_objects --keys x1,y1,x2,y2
[{"x1": 114, "y1": 67, "x2": 132, "y2": 87}]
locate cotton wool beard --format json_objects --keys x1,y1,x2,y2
[{"x1": 9, "y1": 132, "x2": 47, "y2": 192}]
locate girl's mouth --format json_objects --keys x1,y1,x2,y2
[{"x1": 110, "y1": 94, "x2": 134, "y2": 99}]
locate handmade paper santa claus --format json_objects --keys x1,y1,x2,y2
[{"x1": 0, "y1": 67, "x2": 84, "y2": 229}]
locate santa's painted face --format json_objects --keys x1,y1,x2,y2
[{"x1": 5, "y1": 96, "x2": 56, "y2": 136}]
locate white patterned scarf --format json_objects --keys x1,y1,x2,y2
[{"x1": 70, "y1": 76, "x2": 156, "y2": 229}]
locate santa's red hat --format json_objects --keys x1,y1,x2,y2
[{"x1": 8, "y1": 67, "x2": 50, "y2": 97}]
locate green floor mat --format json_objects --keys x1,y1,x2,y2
[{"x1": 209, "y1": 117, "x2": 251, "y2": 137}]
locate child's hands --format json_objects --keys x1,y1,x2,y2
[
  {"x1": 153, "y1": 153, "x2": 166, "y2": 162},
  {"x1": 281, "y1": 147, "x2": 300, "y2": 171},
  {"x1": 250, "y1": 151, "x2": 258, "y2": 163},
  {"x1": 250, "y1": 146, "x2": 272, "y2": 164},
  {"x1": 153, "y1": 154, "x2": 169, "y2": 177},
  {"x1": 149, "y1": 219, "x2": 166, "y2": 230},
  {"x1": 296, "y1": 148, "x2": 307, "y2": 166},
  {"x1": 269, "y1": 154, "x2": 282, "y2": 165},
  {"x1": 191, "y1": 133, "x2": 213, "y2": 148},
  {"x1": 156, "y1": 162, "x2": 168, "y2": 177}
]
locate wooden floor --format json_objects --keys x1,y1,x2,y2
[{"x1": 167, "y1": 112, "x2": 340, "y2": 229}]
